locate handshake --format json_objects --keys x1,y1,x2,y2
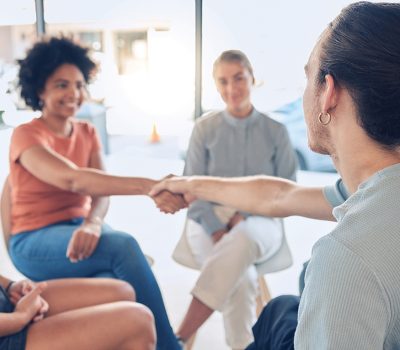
[{"x1": 148, "y1": 175, "x2": 196, "y2": 214}]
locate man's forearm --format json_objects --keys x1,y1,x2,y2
[
  {"x1": 189, "y1": 176, "x2": 293, "y2": 217},
  {"x1": 151, "y1": 175, "x2": 334, "y2": 220},
  {"x1": 188, "y1": 176, "x2": 334, "y2": 220}
]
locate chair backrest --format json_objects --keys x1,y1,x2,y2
[
  {"x1": 254, "y1": 219, "x2": 293, "y2": 275},
  {"x1": 0, "y1": 176, "x2": 12, "y2": 249},
  {"x1": 172, "y1": 219, "x2": 202, "y2": 270}
]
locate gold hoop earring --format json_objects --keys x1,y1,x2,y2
[{"x1": 318, "y1": 112, "x2": 331, "y2": 125}]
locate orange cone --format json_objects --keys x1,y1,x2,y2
[{"x1": 149, "y1": 123, "x2": 161, "y2": 143}]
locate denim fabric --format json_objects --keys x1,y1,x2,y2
[
  {"x1": 9, "y1": 218, "x2": 180, "y2": 350},
  {"x1": 0, "y1": 330, "x2": 27, "y2": 350},
  {"x1": 245, "y1": 295, "x2": 299, "y2": 350},
  {"x1": 0, "y1": 287, "x2": 28, "y2": 350}
]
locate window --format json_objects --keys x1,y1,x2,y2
[
  {"x1": 202, "y1": 0, "x2": 356, "y2": 112},
  {"x1": 45, "y1": 0, "x2": 195, "y2": 136},
  {"x1": 0, "y1": 1, "x2": 36, "y2": 125}
]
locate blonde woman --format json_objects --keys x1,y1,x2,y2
[{"x1": 174, "y1": 50, "x2": 297, "y2": 349}]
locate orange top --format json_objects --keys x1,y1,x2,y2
[{"x1": 9, "y1": 118, "x2": 102, "y2": 234}]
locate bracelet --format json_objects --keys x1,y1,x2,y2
[
  {"x1": 5, "y1": 281, "x2": 15, "y2": 294},
  {"x1": 85, "y1": 216, "x2": 102, "y2": 226}
]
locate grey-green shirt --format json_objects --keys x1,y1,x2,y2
[
  {"x1": 296, "y1": 164, "x2": 400, "y2": 349},
  {"x1": 184, "y1": 109, "x2": 297, "y2": 235}
]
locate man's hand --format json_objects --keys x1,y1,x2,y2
[
  {"x1": 66, "y1": 221, "x2": 101, "y2": 262},
  {"x1": 152, "y1": 190, "x2": 188, "y2": 214},
  {"x1": 149, "y1": 177, "x2": 197, "y2": 204}
]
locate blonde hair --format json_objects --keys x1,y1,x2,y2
[{"x1": 213, "y1": 50, "x2": 255, "y2": 83}]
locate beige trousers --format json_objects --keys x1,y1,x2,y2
[{"x1": 187, "y1": 214, "x2": 282, "y2": 349}]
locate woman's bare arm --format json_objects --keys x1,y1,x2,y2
[
  {"x1": 1, "y1": 176, "x2": 12, "y2": 242},
  {"x1": 19, "y1": 146, "x2": 155, "y2": 196}
]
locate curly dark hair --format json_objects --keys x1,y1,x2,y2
[
  {"x1": 18, "y1": 36, "x2": 97, "y2": 111},
  {"x1": 318, "y1": 2, "x2": 400, "y2": 148}
]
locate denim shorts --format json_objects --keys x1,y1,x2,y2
[{"x1": 0, "y1": 287, "x2": 28, "y2": 350}]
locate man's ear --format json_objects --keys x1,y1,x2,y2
[{"x1": 321, "y1": 74, "x2": 338, "y2": 113}]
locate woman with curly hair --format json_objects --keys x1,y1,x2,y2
[{"x1": 8, "y1": 36, "x2": 185, "y2": 350}]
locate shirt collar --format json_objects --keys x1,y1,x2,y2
[
  {"x1": 222, "y1": 107, "x2": 259, "y2": 127},
  {"x1": 333, "y1": 163, "x2": 400, "y2": 221}
]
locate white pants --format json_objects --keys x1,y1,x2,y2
[{"x1": 187, "y1": 215, "x2": 283, "y2": 349}]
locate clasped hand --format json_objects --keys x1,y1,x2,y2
[
  {"x1": 150, "y1": 176, "x2": 190, "y2": 214},
  {"x1": 149, "y1": 176, "x2": 196, "y2": 213},
  {"x1": 212, "y1": 212, "x2": 245, "y2": 244},
  {"x1": 10, "y1": 280, "x2": 49, "y2": 323},
  {"x1": 151, "y1": 189, "x2": 188, "y2": 214}
]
